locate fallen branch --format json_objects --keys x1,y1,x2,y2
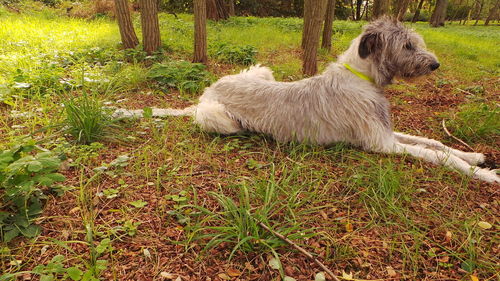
[
  {"x1": 257, "y1": 222, "x2": 340, "y2": 281},
  {"x1": 441, "y1": 119, "x2": 475, "y2": 152}
]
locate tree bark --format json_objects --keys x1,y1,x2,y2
[
  {"x1": 373, "y1": 0, "x2": 389, "y2": 19},
  {"x1": 302, "y1": 0, "x2": 327, "y2": 76},
  {"x1": 412, "y1": 0, "x2": 425, "y2": 22},
  {"x1": 114, "y1": 0, "x2": 139, "y2": 49},
  {"x1": 227, "y1": 0, "x2": 235, "y2": 16},
  {"x1": 140, "y1": 0, "x2": 161, "y2": 54},
  {"x1": 396, "y1": 0, "x2": 412, "y2": 21},
  {"x1": 207, "y1": 0, "x2": 229, "y2": 20},
  {"x1": 430, "y1": 0, "x2": 448, "y2": 27},
  {"x1": 485, "y1": 0, "x2": 499, "y2": 25},
  {"x1": 356, "y1": 0, "x2": 363, "y2": 20},
  {"x1": 473, "y1": 0, "x2": 485, "y2": 25},
  {"x1": 321, "y1": 0, "x2": 336, "y2": 50},
  {"x1": 193, "y1": 0, "x2": 207, "y2": 64}
]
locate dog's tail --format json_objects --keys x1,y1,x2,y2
[{"x1": 112, "y1": 105, "x2": 197, "y2": 119}]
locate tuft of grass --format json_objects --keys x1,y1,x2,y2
[
  {"x1": 447, "y1": 103, "x2": 499, "y2": 144},
  {"x1": 63, "y1": 92, "x2": 121, "y2": 144}
]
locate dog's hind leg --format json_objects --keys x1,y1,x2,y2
[
  {"x1": 194, "y1": 100, "x2": 242, "y2": 135},
  {"x1": 379, "y1": 141, "x2": 499, "y2": 183},
  {"x1": 394, "y1": 132, "x2": 485, "y2": 166}
]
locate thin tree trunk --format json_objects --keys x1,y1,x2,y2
[
  {"x1": 207, "y1": 0, "x2": 229, "y2": 20},
  {"x1": 430, "y1": 0, "x2": 448, "y2": 27},
  {"x1": 412, "y1": 0, "x2": 425, "y2": 22},
  {"x1": 140, "y1": 0, "x2": 161, "y2": 54},
  {"x1": 302, "y1": 0, "x2": 327, "y2": 76},
  {"x1": 301, "y1": 0, "x2": 312, "y2": 49},
  {"x1": 114, "y1": 0, "x2": 139, "y2": 49},
  {"x1": 373, "y1": 0, "x2": 389, "y2": 19},
  {"x1": 485, "y1": 0, "x2": 499, "y2": 25},
  {"x1": 474, "y1": 0, "x2": 485, "y2": 25},
  {"x1": 193, "y1": 0, "x2": 207, "y2": 64},
  {"x1": 227, "y1": 0, "x2": 235, "y2": 16},
  {"x1": 397, "y1": 0, "x2": 412, "y2": 21},
  {"x1": 356, "y1": 0, "x2": 363, "y2": 20},
  {"x1": 321, "y1": 0, "x2": 336, "y2": 50},
  {"x1": 362, "y1": 0, "x2": 370, "y2": 20}
]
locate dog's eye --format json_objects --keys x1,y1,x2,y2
[{"x1": 404, "y1": 43, "x2": 414, "y2": 50}]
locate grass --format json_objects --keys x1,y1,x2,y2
[{"x1": 0, "y1": 4, "x2": 499, "y2": 280}]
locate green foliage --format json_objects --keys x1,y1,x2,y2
[
  {"x1": 148, "y1": 61, "x2": 213, "y2": 94},
  {"x1": 211, "y1": 43, "x2": 257, "y2": 65},
  {"x1": 63, "y1": 92, "x2": 121, "y2": 144},
  {"x1": 0, "y1": 140, "x2": 66, "y2": 242},
  {"x1": 11, "y1": 64, "x2": 68, "y2": 96},
  {"x1": 447, "y1": 103, "x2": 499, "y2": 144}
]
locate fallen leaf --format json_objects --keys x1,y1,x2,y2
[
  {"x1": 284, "y1": 277, "x2": 297, "y2": 281},
  {"x1": 269, "y1": 257, "x2": 281, "y2": 270},
  {"x1": 477, "y1": 221, "x2": 492, "y2": 230},
  {"x1": 159, "y1": 272, "x2": 176, "y2": 279},
  {"x1": 226, "y1": 268, "x2": 241, "y2": 277},
  {"x1": 217, "y1": 273, "x2": 231, "y2": 280},
  {"x1": 174, "y1": 277, "x2": 181, "y2": 281},
  {"x1": 445, "y1": 231, "x2": 452, "y2": 243},
  {"x1": 315, "y1": 272, "x2": 326, "y2": 281},
  {"x1": 386, "y1": 266, "x2": 396, "y2": 277},
  {"x1": 244, "y1": 262, "x2": 255, "y2": 271},
  {"x1": 345, "y1": 222, "x2": 353, "y2": 232},
  {"x1": 342, "y1": 271, "x2": 353, "y2": 280},
  {"x1": 470, "y1": 275, "x2": 479, "y2": 281},
  {"x1": 69, "y1": 207, "x2": 80, "y2": 214}
]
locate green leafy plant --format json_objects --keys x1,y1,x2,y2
[
  {"x1": 63, "y1": 92, "x2": 122, "y2": 144},
  {"x1": 211, "y1": 43, "x2": 258, "y2": 65},
  {"x1": 148, "y1": 61, "x2": 213, "y2": 94},
  {"x1": 0, "y1": 140, "x2": 66, "y2": 242}
]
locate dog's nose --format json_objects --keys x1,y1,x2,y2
[{"x1": 430, "y1": 62, "x2": 440, "y2": 71}]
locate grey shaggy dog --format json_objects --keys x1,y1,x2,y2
[{"x1": 116, "y1": 18, "x2": 499, "y2": 183}]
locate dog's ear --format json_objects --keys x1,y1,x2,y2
[{"x1": 358, "y1": 32, "x2": 381, "y2": 59}]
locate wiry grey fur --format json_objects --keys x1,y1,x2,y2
[{"x1": 115, "y1": 18, "x2": 499, "y2": 183}]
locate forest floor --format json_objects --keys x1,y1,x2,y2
[{"x1": 0, "y1": 4, "x2": 499, "y2": 281}]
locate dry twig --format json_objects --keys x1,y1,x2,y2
[
  {"x1": 257, "y1": 222, "x2": 340, "y2": 281},
  {"x1": 441, "y1": 119, "x2": 475, "y2": 152}
]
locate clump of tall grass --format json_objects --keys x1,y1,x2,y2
[
  {"x1": 447, "y1": 103, "x2": 499, "y2": 144},
  {"x1": 63, "y1": 92, "x2": 121, "y2": 144}
]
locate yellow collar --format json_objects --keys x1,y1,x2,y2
[{"x1": 343, "y1": 63, "x2": 375, "y2": 83}]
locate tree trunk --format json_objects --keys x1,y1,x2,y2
[
  {"x1": 140, "y1": 0, "x2": 161, "y2": 54},
  {"x1": 321, "y1": 0, "x2": 336, "y2": 50},
  {"x1": 430, "y1": 0, "x2": 448, "y2": 27},
  {"x1": 114, "y1": 0, "x2": 139, "y2": 49},
  {"x1": 193, "y1": 0, "x2": 207, "y2": 64},
  {"x1": 207, "y1": 0, "x2": 229, "y2": 20},
  {"x1": 485, "y1": 0, "x2": 499, "y2": 25},
  {"x1": 473, "y1": 0, "x2": 485, "y2": 25},
  {"x1": 302, "y1": 0, "x2": 327, "y2": 76},
  {"x1": 396, "y1": 0, "x2": 412, "y2": 21},
  {"x1": 412, "y1": 0, "x2": 425, "y2": 22},
  {"x1": 373, "y1": 0, "x2": 389, "y2": 19},
  {"x1": 225, "y1": 0, "x2": 235, "y2": 16},
  {"x1": 356, "y1": 0, "x2": 363, "y2": 20}
]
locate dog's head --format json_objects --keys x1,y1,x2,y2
[{"x1": 358, "y1": 17, "x2": 440, "y2": 85}]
